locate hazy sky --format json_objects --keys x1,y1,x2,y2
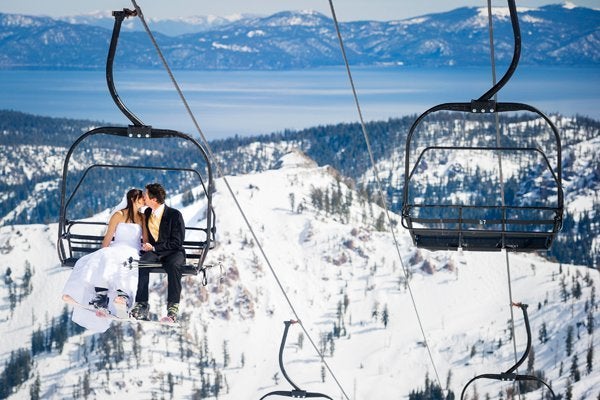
[{"x1": 1, "y1": 0, "x2": 597, "y2": 21}]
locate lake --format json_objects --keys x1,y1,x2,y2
[{"x1": 1, "y1": 66, "x2": 598, "y2": 140}]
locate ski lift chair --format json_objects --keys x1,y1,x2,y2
[
  {"x1": 57, "y1": 9, "x2": 216, "y2": 277},
  {"x1": 401, "y1": 0, "x2": 563, "y2": 252}
]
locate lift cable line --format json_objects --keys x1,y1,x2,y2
[
  {"x1": 484, "y1": 1, "x2": 522, "y2": 398},
  {"x1": 129, "y1": 1, "x2": 351, "y2": 398},
  {"x1": 450, "y1": 0, "x2": 558, "y2": 397},
  {"x1": 327, "y1": 0, "x2": 444, "y2": 389}
]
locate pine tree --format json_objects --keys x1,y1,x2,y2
[
  {"x1": 566, "y1": 325, "x2": 574, "y2": 357},
  {"x1": 565, "y1": 378, "x2": 573, "y2": 400},
  {"x1": 560, "y1": 275, "x2": 569, "y2": 302},
  {"x1": 223, "y1": 340, "x2": 230, "y2": 368},
  {"x1": 9, "y1": 283, "x2": 17, "y2": 316},
  {"x1": 181, "y1": 189, "x2": 195, "y2": 207},
  {"x1": 132, "y1": 325, "x2": 141, "y2": 367},
  {"x1": 83, "y1": 370, "x2": 91, "y2": 399},
  {"x1": 29, "y1": 373, "x2": 41, "y2": 400},
  {"x1": 570, "y1": 354, "x2": 580, "y2": 382},
  {"x1": 527, "y1": 346, "x2": 535, "y2": 373},
  {"x1": 408, "y1": 373, "x2": 455, "y2": 400},
  {"x1": 21, "y1": 261, "x2": 33, "y2": 297},
  {"x1": 587, "y1": 342, "x2": 594, "y2": 374},
  {"x1": 381, "y1": 304, "x2": 389, "y2": 328},
  {"x1": 0, "y1": 348, "x2": 32, "y2": 398},
  {"x1": 167, "y1": 372, "x2": 175, "y2": 399},
  {"x1": 371, "y1": 301, "x2": 379, "y2": 321},
  {"x1": 4, "y1": 266, "x2": 12, "y2": 285},
  {"x1": 375, "y1": 212, "x2": 386, "y2": 231},
  {"x1": 572, "y1": 279, "x2": 582, "y2": 300},
  {"x1": 538, "y1": 322, "x2": 548, "y2": 344},
  {"x1": 31, "y1": 326, "x2": 45, "y2": 356},
  {"x1": 470, "y1": 344, "x2": 477, "y2": 358},
  {"x1": 213, "y1": 370, "x2": 222, "y2": 397},
  {"x1": 559, "y1": 361, "x2": 564, "y2": 376}
]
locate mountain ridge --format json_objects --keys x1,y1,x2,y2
[{"x1": 0, "y1": 4, "x2": 598, "y2": 70}]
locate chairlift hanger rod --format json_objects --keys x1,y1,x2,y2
[
  {"x1": 259, "y1": 320, "x2": 333, "y2": 400},
  {"x1": 477, "y1": 0, "x2": 521, "y2": 102},
  {"x1": 107, "y1": 9, "x2": 144, "y2": 126},
  {"x1": 460, "y1": 303, "x2": 556, "y2": 399}
]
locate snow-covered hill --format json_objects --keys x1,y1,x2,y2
[{"x1": 0, "y1": 151, "x2": 598, "y2": 399}]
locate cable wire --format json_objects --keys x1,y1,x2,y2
[
  {"x1": 129, "y1": 1, "x2": 350, "y2": 398},
  {"x1": 484, "y1": 2, "x2": 522, "y2": 399},
  {"x1": 327, "y1": 0, "x2": 443, "y2": 389}
]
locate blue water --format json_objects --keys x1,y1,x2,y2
[{"x1": 1, "y1": 66, "x2": 598, "y2": 140}]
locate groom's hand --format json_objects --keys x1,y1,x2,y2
[{"x1": 142, "y1": 243, "x2": 155, "y2": 252}]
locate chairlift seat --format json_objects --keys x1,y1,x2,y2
[
  {"x1": 60, "y1": 228, "x2": 214, "y2": 276},
  {"x1": 409, "y1": 228, "x2": 556, "y2": 252},
  {"x1": 401, "y1": 102, "x2": 563, "y2": 252}
]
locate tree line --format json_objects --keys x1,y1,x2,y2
[{"x1": 2, "y1": 109, "x2": 599, "y2": 267}]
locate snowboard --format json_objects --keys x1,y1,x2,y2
[{"x1": 62, "y1": 294, "x2": 179, "y2": 327}]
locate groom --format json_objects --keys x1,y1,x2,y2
[{"x1": 131, "y1": 183, "x2": 186, "y2": 323}]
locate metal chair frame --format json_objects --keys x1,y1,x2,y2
[
  {"x1": 57, "y1": 9, "x2": 216, "y2": 276},
  {"x1": 401, "y1": 0, "x2": 563, "y2": 252}
]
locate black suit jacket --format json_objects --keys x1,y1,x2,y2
[{"x1": 145, "y1": 205, "x2": 186, "y2": 259}]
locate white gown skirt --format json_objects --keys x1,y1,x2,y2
[{"x1": 63, "y1": 223, "x2": 142, "y2": 332}]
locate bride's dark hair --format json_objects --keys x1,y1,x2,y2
[{"x1": 124, "y1": 189, "x2": 143, "y2": 223}]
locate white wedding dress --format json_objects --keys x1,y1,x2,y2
[{"x1": 62, "y1": 222, "x2": 142, "y2": 332}]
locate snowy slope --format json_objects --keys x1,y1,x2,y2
[{"x1": 0, "y1": 151, "x2": 598, "y2": 399}]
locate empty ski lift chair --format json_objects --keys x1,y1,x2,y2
[
  {"x1": 57, "y1": 9, "x2": 216, "y2": 278},
  {"x1": 401, "y1": 0, "x2": 563, "y2": 252}
]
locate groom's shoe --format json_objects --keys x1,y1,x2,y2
[
  {"x1": 130, "y1": 302, "x2": 150, "y2": 321},
  {"x1": 163, "y1": 303, "x2": 179, "y2": 323}
]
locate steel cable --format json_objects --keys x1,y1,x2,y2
[{"x1": 130, "y1": 1, "x2": 351, "y2": 398}]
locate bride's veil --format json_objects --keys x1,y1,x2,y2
[
  {"x1": 110, "y1": 195, "x2": 128, "y2": 217},
  {"x1": 99, "y1": 194, "x2": 128, "y2": 236}
]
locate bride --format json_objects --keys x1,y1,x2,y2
[{"x1": 62, "y1": 188, "x2": 147, "y2": 332}]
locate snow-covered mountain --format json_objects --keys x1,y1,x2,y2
[
  {"x1": 59, "y1": 11, "x2": 252, "y2": 36},
  {"x1": 0, "y1": 151, "x2": 598, "y2": 399},
  {"x1": 0, "y1": 4, "x2": 598, "y2": 69}
]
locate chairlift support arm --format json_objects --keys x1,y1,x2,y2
[
  {"x1": 460, "y1": 303, "x2": 556, "y2": 399},
  {"x1": 478, "y1": 0, "x2": 521, "y2": 102},
  {"x1": 260, "y1": 320, "x2": 333, "y2": 400},
  {"x1": 107, "y1": 9, "x2": 144, "y2": 126}
]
